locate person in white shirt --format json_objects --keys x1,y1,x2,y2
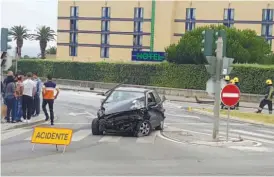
[{"x1": 22, "y1": 72, "x2": 36, "y2": 123}]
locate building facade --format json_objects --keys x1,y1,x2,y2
[{"x1": 57, "y1": 0, "x2": 274, "y2": 62}]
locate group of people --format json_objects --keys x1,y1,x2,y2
[
  {"x1": 222, "y1": 75, "x2": 273, "y2": 114},
  {"x1": 1, "y1": 71, "x2": 60, "y2": 125}
]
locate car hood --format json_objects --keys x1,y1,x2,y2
[{"x1": 102, "y1": 97, "x2": 143, "y2": 115}]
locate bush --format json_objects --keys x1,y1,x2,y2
[
  {"x1": 165, "y1": 25, "x2": 272, "y2": 64},
  {"x1": 15, "y1": 60, "x2": 274, "y2": 94}
]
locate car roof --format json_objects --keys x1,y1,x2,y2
[{"x1": 114, "y1": 86, "x2": 152, "y2": 93}]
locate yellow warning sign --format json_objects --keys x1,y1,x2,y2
[{"x1": 31, "y1": 127, "x2": 73, "y2": 146}]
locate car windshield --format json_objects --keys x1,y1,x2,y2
[{"x1": 104, "y1": 90, "x2": 145, "y2": 103}]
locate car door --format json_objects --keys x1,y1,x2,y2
[{"x1": 146, "y1": 91, "x2": 163, "y2": 128}]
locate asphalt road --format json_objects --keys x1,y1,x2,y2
[{"x1": 1, "y1": 90, "x2": 274, "y2": 176}]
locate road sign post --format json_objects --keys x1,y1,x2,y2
[
  {"x1": 221, "y1": 84, "x2": 241, "y2": 141},
  {"x1": 212, "y1": 36, "x2": 224, "y2": 140}
]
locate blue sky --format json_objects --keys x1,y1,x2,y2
[{"x1": 1, "y1": 0, "x2": 58, "y2": 57}]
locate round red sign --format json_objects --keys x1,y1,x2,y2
[{"x1": 221, "y1": 84, "x2": 241, "y2": 107}]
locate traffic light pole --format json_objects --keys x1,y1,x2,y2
[{"x1": 212, "y1": 37, "x2": 223, "y2": 140}]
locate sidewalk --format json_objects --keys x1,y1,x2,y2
[{"x1": 1, "y1": 115, "x2": 46, "y2": 131}]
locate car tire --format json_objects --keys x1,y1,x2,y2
[
  {"x1": 91, "y1": 118, "x2": 103, "y2": 135},
  {"x1": 155, "y1": 119, "x2": 164, "y2": 130},
  {"x1": 134, "y1": 120, "x2": 152, "y2": 137}
]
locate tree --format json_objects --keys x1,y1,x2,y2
[
  {"x1": 8, "y1": 25, "x2": 31, "y2": 59},
  {"x1": 30, "y1": 26, "x2": 56, "y2": 59},
  {"x1": 46, "y1": 46, "x2": 57, "y2": 55},
  {"x1": 165, "y1": 25, "x2": 272, "y2": 64}
]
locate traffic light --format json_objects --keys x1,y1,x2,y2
[
  {"x1": 215, "y1": 30, "x2": 227, "y2": 57},
  {"x1": 222, "y1": 57, "x2": 234, "y2": 75},
  {"x1": 1, "y1": 28, "x2": 12, "y2": 52},
  {"x1": 1, "y1": 51, "x2": 12, "y2": 71},
  {"x1": 201, "y1": 29, "x2": 214, "y2": 56},
  {"x1": 205, "y1": 56, "x2": 217, "y2": 76}
]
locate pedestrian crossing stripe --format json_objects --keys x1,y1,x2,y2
[
  {"x1": 8, "y1": 129, "x2": 159, "y2": 144},
  {"x1": 2, "y1": 126, "x2": 274, "y2": 146}
]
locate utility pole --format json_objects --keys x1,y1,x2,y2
[{"x1": 212, "y1": 37, "x2": 223, "y2": 140}]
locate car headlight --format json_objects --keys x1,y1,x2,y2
[{"x1": 130, "y1": 100, "x2": 144, "y2": 110}]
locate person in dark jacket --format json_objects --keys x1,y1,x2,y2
[
  {"x1": 256, "y1": 79, "x2": 273, "y2": 114},
  {"x1": 221, "y1": 75, "x2": 230, "y2": 109},
  {"x1": 4, "y1": 76, "x2": 16, "y2": 123}
]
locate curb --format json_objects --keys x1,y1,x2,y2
[
  {"x1": 2, "y1": 115, "x2": 58, "y2": 131},
  {"x1": 59, "y1": 87, "x2": 104, "y2": 94},
  {"x1": 190, "y1": 108, "x2": 274, "y2": 128}
]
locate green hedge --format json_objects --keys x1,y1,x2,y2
[{"x1": 15, "y1": 60, "x2": 274, "y2": 94}]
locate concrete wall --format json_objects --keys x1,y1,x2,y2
[{"x1": 57, "y1": 0, "x2": 274, "y2": 61}]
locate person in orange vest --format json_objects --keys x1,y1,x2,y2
[{"x1": 42, "y1": 74, "x2": 60, "y2": 126}]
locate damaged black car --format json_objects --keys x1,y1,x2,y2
[{"x1": 91, "y1": 87, "x2": 166, "y2": 137}]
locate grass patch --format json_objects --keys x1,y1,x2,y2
[{"x1": 199, "y1": 108, "x2": 274, "y2": 125}]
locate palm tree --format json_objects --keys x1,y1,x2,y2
[
  {"x1": 31, "y1": 26, "x2": 56, "y2": 59},
  {"x1": 8, "y1": 25, "x2": 30, "y2": 59}
]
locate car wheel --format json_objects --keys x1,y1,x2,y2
[
  {"x1": 155, "y1": 120, "x2": 164, "y2": 130},
  {"x1": 134, "y1": 120, "x2": 152, "y2": 137},
  {"x1": 91, "y1": 118, "x2": 103, "y2": 135}
]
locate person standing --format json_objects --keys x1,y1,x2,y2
[
  {"x1": 42, "y1": 74, "x2": 59, "y2": 126},
  {"x1": 14, "y1": 76, "x2": 23, "y2": 122},
  {"x1": 4, "y1": 75, "x2": 16, "y2": 123},
  {"x1": 22, "y1": 72, "x2": 36, "y2": 123},
  {"x1": 233, "y1": 77, "x2": 240, "y2": 110},
  {"x1": 32, "y1": 72, "x2": 42, "y2": 117},
  {"x1": 256, "y1": 79, "x2": 273, "y2": 114}
]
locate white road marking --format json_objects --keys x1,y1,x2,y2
[
  {"x1": 136, "y1": 131, "x2": 157, "y2": 144},
  {"x1": 164, "y1": 126, "x2": 185, "y2": 132},
  {"x1": 256, "y1": 129, "x2": 274, "y2": 135},
  {"x1": 2, "y1": 128, "x2": 33, "y2": 141},
  {"x1": 71, "y1": 130, "x2": 91, "y2": 141},
  {"x1": 222, "y1": 93, "x2": 239, "y2": 98},
  {"x1": 69, "y1": 112, "x2": 89, "y2": 116},
  {"x1": 98, "y1": 136, "x2": 122, "y2": 143},
  {"x1": 196, "y1": 128, "x2": 274, "y2": 145},
  {"x1": 165, "y1": 113, "x2": 200, "y2": 119},
  {"x1": 45, "y1": 123, "x2": 91, "y2": 125},
  {"x1": 85, "y1": 112, "x2": 96, "y2": 117},
  {"x1": 229, "y1": 146, "x2": 273, "y2": 152},
  {"x1": 230, "y1": 129, "x2": 274, "y2": 140}
]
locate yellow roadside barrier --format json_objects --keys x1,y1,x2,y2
[{"x1": 30, "y1": 126, "x2": 73, "y2": 153}]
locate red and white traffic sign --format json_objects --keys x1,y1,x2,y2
[{"x1": 221, "y1": 84, "x2": 241, "y2": 107}]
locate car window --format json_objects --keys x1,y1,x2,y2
[
  {"x1": 147, "y1": 92, "x2": 156, "y2": 103},
  {"x1": 152, "y1": 91, "x2": 161, "y2": 103},
  {"x1": 106, "y1": 90, "x2": 144, "y2": 103}
]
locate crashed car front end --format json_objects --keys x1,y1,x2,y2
[{"x1": 97, "y1": 98, "x2": 148, "y2": 133}]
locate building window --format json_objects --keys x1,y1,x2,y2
[
  {"x1": 69, "y1": 6, "x2": 78, "y2": 56},
  {"x1": 185, "y1": 8, "x2": 196, "y2": 31},
  {"x1": 223, "y1": 8, "x2": 234, "y2": 27},
  {"x1": 100, "y1": 7, "x2": 110, "y2": 58},
  {"x1": 133, "y1": 7, "x2": 144, "y2": 51},
  {"x1": 262, "y1": 9, "x2": 274, "y2": 47}
]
